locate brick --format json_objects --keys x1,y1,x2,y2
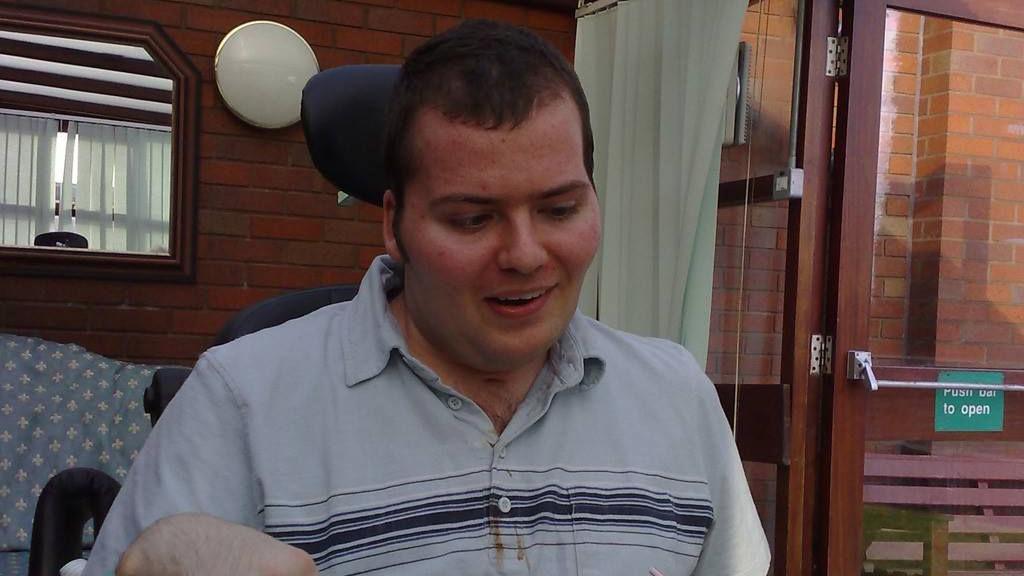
[
  {"x1": 103, "y1": 0, "x2": 184, "y2": 26},
  {"x1": 435, "y1": 15, "x2": 461, "y2": 34},
  {"x1": 197, "y1": 260, "x2": 246, "y2": 285},
  {"x1": 946, "y1": 134, "x2": 995, "y2": 157},
  {"x1": 892, "y1": 32, "x2": 920, "y2": 54},
  {"x1": 999, "y1": 97, "x2": 1024, "y2": 117},
  {"x1": 335, "y1": 26, "x2": 404, "y2": 55},
  {"x1": 464, "y1": 0, "x2": 527, "y2": 24},
  {"x1": 200, "y1": 236, "x2": 287, "y2": 263},
  {"x1": 250, "y1": 216, "x2": 323, "y2": 241},
  {"x1": 167, "y1": 28, "x2": 221, "y2": 57},
  {"x1": 403, "y1": 35, "x2": 429, "y2": 57},
  {"x1": 125, "y1": 285, "x2": 205, "y2": 309},
  {"x1": 170, "y1": 310, "x2": 234, "y2": 336},
  {"x1": 886, "y1": 197, "x2": 910, "y2": 216},
  {"x1": 206, "y1": 286, "x2": 281, "y2": 310},
  {"x1": 125, "y1": 335, "x2": 208, "y2": 362},
  {"x1": 219, "y1": 0, "x2": 291, "y2": 17},
  {"x1": 4, "y1": 304, "x2": 89, "y2": 330},
  {"x1": 992, "y1": 223, "x2": 1024, "y2": 242},
  {"x1": 198, "y1": 209, "x2": 249, "y2": 237},
  {"x1": 285, "y1": 191, "x2": 345, "y2": 218},
  {"x1": 885, "y1": 52, "x2": 919, "y2": 75},
  {"x1": 947, "y1": 93, "x2": 998, "y2": 115},
  {"x1": 880, "y1": 319, "x2": 905, "y2": 339},
  {"x1": 976, "y1": 34, "x2": 1024, "y2": 58},
  {"x1": 199, "y1": 186, "x2": 288, "y2": 215},
  {"x1": 323, "y1": 220, "x2": 383, "y2": 246},
  {"x1": 997, "y1": 141, "x2": 1024, "y2": 162},
  {"x1": 282, "y1": 242, "x2": 358, "y2": 267},
  {"x1": 89, "y1": 308, "x2": 173, "y2": 333},
  {"x1": 247, "y1": 264, "x2": 322, "y2": 289},
  {"x1": 1002, "y1": 59, "x2": 1024, "y2": 80},
  {"x1": 949, "y1": 51, "x2": 1000, "y2": 75},
  {"x1": 184, "y1": 5, "x2": 249, "y2": 32},
  {"x1": 888, "y1": 155, "x2": 913, "y2": 176},
  {"x1": 526, "y1": 9, "x2": 573, "y2": 33},
  {"x1": 45, "y1": 282, "x2": 128, "y2": 306},
  {"x1": 935, "y1": 342, "x2": 986, "y2": 364},
  {"x1": 294, "y1": 0, "x2": 365, "y2": 26},
  {"x1": 396, "y1": 0, "x2": 460, "y2": 16},
  {"x1": 367, "y1": 8, "x2": 433, "y2": 36},
  {"x1": 973, "y1": 117, "x2": 1024, "y2": 138},
  {"x1": 871, "y1": 298, "x2": 905, "y2": 319},
  {"x1": 965, "y1": 283, "x2": 1012, "y2": 303},
  {"x1": 975, "y1": 76, "x2": 1022, "y2": 99},
  {"x1": 990, "y1": 304, "x2": 1024, "y2": 323},
  {"x1": 991, "y1": 263, "x2": 1024, "y2": 282}
]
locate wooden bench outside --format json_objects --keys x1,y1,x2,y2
[{"x1": 863, "y1": 452, "x2": 1024, "y2": 576}]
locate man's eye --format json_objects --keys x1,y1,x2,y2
[
  {"x1": 450, "y1": 214, "x2": 491, "y2": 230},
  {"x1": 545, "y1": 203, "x2": 579, "y2": 220}
]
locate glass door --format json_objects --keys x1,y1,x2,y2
[{"x1": 824, "y1": 1, "x2": 1024, "y2": 575}]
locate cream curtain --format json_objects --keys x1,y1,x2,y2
[
  {"x1": 62, "y1": 121, "x2": 172, "y2": 253},
  {"x1": 576, "y1": 0, "x2": 748, "y2": 366},
  {"x1": 0, "y1": 113, "x2": 57, "y2": 247}
]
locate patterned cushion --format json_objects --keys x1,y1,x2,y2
[
  {"x1": 0, "y1": 335, "x2": 153, "y2": 551},
  {"x1": 0, "y1": 550, "x2": 28, "y2": 576}
]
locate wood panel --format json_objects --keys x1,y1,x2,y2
[
  {"x1": 822, "y1": 0, "x2": 887, "y2": 574},
  {"x1": 783, "y1": 0, "x2": 840, "y2": 574}
]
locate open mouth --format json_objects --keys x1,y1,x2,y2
[
  {"x1": 487, "y1": 289, "x2": 547, "y2": 307},
  {"x1": 485, "y1": 287, "x2": 552, "y2": 316}
]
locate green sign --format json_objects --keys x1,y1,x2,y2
[{"x1": 934, "y1": 371, "x2": 1004, "y2": 432}]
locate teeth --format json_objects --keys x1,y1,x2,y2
[{"x1": 496, "y1": 290, "x2": 545, "y2": 302}]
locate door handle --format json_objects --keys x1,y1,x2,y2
[{"x1": 847, "y1": 350, "x2": 1024, "y2": 392}]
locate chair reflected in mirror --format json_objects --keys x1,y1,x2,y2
[{"x1": 33, "y1": 231, "x2": 88, "y2": 249}]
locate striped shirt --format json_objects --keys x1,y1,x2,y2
[{"x1": 85, "y1": 256, "x2": 769, "y2": 576}]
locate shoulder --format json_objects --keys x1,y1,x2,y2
[
  {"x1": 572, "y1": 314, "x2": 710, "y2": 388},
  {"x1": 200, "y1": 301, "x2": 355, "y2": 396}
]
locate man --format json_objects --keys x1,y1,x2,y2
[{"x1": 85, "y1": 19, "x2": 769, "y2": 576}]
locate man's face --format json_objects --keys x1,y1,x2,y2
[{"x1": 383, "y1": 96, "x2": 601, "y2": 374}]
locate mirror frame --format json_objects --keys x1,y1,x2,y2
[{"x1": 0, "y1": 5, "x2": 199, "y2": 282}]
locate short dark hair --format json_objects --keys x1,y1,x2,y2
[{"x1": 383, "y1": 19, "x2": 595, "y2": 219}]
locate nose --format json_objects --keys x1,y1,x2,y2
[{"x1": 496, "y1": 215, "x2": 548, "y2": 275}]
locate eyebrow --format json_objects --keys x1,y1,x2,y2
[{"x1": 429, "y1": 180, "x2": 592, "y2": 208}]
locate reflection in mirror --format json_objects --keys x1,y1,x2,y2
[{"x1": 0, "y1": 29, "x2": 173, "y2": 255}]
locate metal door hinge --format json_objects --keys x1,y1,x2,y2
[
  {"x1": 826, "y1": 36, "x2": 849, "y2": 77},
  {"x1": 811, "y1": 335, "x2": 834, "y2": 376}
]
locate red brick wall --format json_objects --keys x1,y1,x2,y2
[
  {"x1": 0, "y1": 0, "x2": 575, "y2": 366},
  {"x1": 710, "y1": 0, "x2": 796, "y2": 387},
  {"x1": 872, "y1": 12, "x2": 1024, "y2": 368}
]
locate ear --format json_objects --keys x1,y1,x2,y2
[{"x1": 382, "y1": 189, "x2": 404, "y2": 263}]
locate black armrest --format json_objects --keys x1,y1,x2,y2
[
  {"x1": 145, "y1": 367, "x2": 191, "y2": 427},
  {"x1": 27, "y1": 468, "x2": 121, "y2": 576}
]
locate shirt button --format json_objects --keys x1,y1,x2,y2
[
  {"x1": 498, "y1": 446, "x2": 507, "y2": 459},
  {"x1": 447, "y1": 396, "x2": 463, "y2": 410},
  {"x1": 497, "y1": 496, "x2": 512, "y2": 513}
]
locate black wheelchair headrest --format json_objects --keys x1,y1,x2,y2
[{"x1": 301, "y1": 65, "x2": 400, "y2": 207}]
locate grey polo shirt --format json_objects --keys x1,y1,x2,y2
[{"x1": 85, "y1": 256, "x2": 769, "y2": 576}]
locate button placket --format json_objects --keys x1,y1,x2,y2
[{"x1": 446, "y1": 396, "x2": 463, "y2": 410}]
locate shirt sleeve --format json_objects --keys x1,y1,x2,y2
[
  {"x1": 82, "y1": 353, "x2": 261, "y2": 576},
  {"x1": 691, "y1": 378, "x2": 771, "y2": 576}
]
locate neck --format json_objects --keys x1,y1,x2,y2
[{"x1": 388, "y1": 293, "x2": 546, "y2": 434}]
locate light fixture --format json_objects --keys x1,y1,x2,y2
[{"x1": 215, "y1": 21, "x2": 319, "y2": 129}]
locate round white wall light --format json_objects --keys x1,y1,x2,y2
[{"x1": 215, "y1": 21, "x2": 319, "y2": 129}]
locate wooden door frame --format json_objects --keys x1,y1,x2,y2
[
  {"x1": 819, "y1": 1, "x2": 1024, "y2": 575},
  {"x1": 778, "y1": 1, "x2": 841, "y2": 576}
]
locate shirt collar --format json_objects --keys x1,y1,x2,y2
[{"x1": 342, "y1": 255, "x2": 607, "y2": 389}]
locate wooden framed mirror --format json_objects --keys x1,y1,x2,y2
[{"x1": 0, "y1": 5, "x2": 199, "y2": 281}]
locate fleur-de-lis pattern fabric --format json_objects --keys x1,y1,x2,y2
[{"x1": 0, "y1": 335, "x2": 153, "y2": 552}]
